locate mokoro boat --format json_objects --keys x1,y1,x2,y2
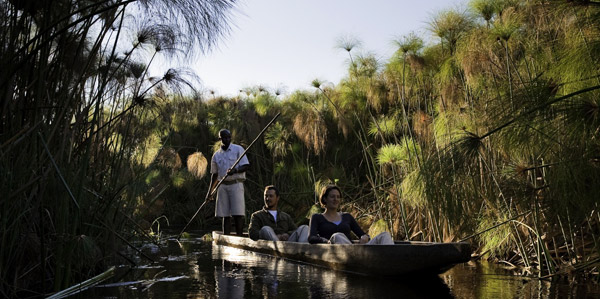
[{"x1": 212, "y1": 231, "x2": 471, "y2": 276}]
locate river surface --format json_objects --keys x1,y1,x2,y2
[{"x1": 80, "y1": 231, "x2": 600, "y2": 298}]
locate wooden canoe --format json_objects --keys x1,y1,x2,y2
[{"x1": 212, "y1": 231, "x2": 471, "y2": 276}]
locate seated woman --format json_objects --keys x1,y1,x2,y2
[{"x1": 308, "y1": 184, "x2": 394, "y2": 245}]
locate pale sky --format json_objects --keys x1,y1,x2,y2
[{"x1": 183, "y1": 0, "x2": 466, "y2": 97}]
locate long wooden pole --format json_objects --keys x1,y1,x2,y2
[{"x1": 177, "y1": 112, "x2": 281, "y2": 239}]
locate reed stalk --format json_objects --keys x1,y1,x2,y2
[{"x1": 47, "y1": 267, "x2": 115, "y2": 299}]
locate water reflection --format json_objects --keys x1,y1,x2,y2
[
  {"x1": 215, "y1": 260, "x2": 245, "y2": 298},
  {"x1": 212, "y1": 244, "x2": 453, "y2": 298},
  {"x1": 441, "y1": 261, "x2": 600, "y2": 299},
  {"x1": 79, "y1": 233, "x2": 600, "y2": 298}
]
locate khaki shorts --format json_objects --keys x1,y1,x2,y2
[{"x1": 215, "y1": 182, "x2": 245, "y2": 217}]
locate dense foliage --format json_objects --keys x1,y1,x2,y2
[
  {"x1": 2, "y1": 0, "x2": 600, "y2": 297},
  {"x1": 204, "y1": 0, "x2": 600, "y2": 281},
  {"x1": 0, "y1": 0, "x2": 236, "y2": 297},
  {"x1": 227, "y1": 0, "x2": 600, "y2": 281}
]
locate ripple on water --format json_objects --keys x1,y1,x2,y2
[{"x1": 80, "y1": 233, "x2": 600, "y2": 298}]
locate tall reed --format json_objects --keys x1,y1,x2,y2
[{"x1": 0, "y1": 0, "x2": 236, "y2": 296}]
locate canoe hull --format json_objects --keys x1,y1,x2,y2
[{"x1": 212, "y1": 232, "x2": 471, "y2": 276}]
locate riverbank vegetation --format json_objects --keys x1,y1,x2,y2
[
  {"x1": 0, "y1": 0, "x2": 237, "y2": 297},
  {"x1": 2, "y1": 0, "x2": 600, "y2": 297}
]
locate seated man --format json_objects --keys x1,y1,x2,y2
[{"x1": 248, "y1": 185, "x2": 308, "y2": 242}]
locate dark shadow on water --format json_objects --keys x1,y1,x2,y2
[
  {"x1": 79, "y1": 233, "x2": 454, "y2": 298},
  {"x1": 77, "y1": 232, "x2": 600, "y2": 298},
  {"x1": 212, "y1": 243, "x2": 453, "y2": 299}
]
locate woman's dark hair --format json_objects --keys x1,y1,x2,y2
[
  {"x1": 319, "y1": 185, "x2": 341, "y2": 207},
  {"x1": 264, "y1": 185, "x2": 279, "y2": 197}
]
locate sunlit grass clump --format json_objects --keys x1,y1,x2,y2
[
  {"x1": 368, "y1": 115, "x2": 401, "y2": 138},
  {"x1": 187, "y1": 152, "x2": 208, "y2": 179},
  {"x1": 477, "y1": 214, "x2": 513, "y2": 259},
  {"x1": 400, "y1": 170, "x2": 426, "y2": 208},
  {"x1": 377, "y1": 139, "x2": 421, "y2": 170}
]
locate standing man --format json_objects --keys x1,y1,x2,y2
[
  {"x1": 248, "y1": 185, "x2": 308, "y2": 242},
  {"x1": 207, "y1": 129, "x2": 250, "y2": 235}
]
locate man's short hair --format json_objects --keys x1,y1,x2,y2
[
  {"x1": 218, "y1": 129, "x2": 231, "y2": 137},
  {"x1": 264, "y1": 185, "x2": 279, "y2": 197}
]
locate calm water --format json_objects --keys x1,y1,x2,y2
[{"x1": 80, "y1": 232, "x2": 600, "y2": 298}]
